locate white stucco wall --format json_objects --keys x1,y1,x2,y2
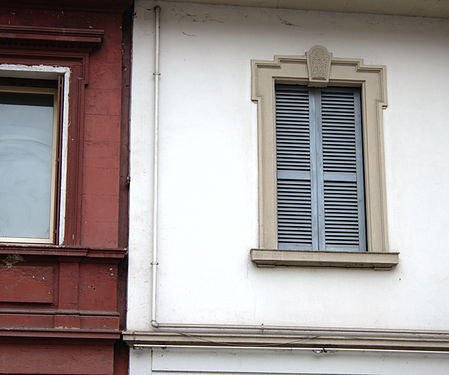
[
  {"x1": 128, "y1": 1, "x2": 449, "y2": 372},
  {"x1": 150, "y1": 348, "x2": 449, "y2": 375}
]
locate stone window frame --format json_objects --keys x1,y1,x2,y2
[{"x1": 250, "y1": 46, "x2": 399, "y2": 269}]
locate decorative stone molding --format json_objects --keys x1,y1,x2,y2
[
  {"x1": 306, "y1": 45, "x2": 332, "y2": 86},
  {"x1": 251, "y1": 47, "x2": 389, "y2": 255}
]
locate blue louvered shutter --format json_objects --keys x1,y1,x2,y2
[
  {"x1": 318, "y1": 87, "x2": 366, "y2": 251},
  {"x1": 275, "y1": 85, "x2": 366, "y2": 251},
  {"x1": 275, "y1": 85, "x2": 317, "y2": 250}
]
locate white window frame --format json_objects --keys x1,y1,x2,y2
[{"x1": 0, "y1": 65, "x2": 70, "y2": 245}]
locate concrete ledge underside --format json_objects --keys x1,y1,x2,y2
[
  {"x1": 168, "y1": 0, "x2": 449, "y2": 19},
  {"x1": 123, "y1": 329, "x2": 449, "y2": 352},
  {"x1": 251, "y1": 249, "x2": 399, "y2": 269}
]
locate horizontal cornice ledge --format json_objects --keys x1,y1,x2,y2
[
  {"x1": 1, "y1": 0, "x2": 133, "y2": 11},
  {"x1": 0, "y1": 25, "x2": 104, "y2": 51},
  {"x1": 0, "y1": 327, "x2": 120, "y2": 340},
  {"x1": 123, "y1": 329, "x2": 449, "y2": 352},
  {"x1": 250, "y1": 249, "x2": 399, "y2": 269},
  {"x1": 0, "y1": 244, "x2": 127, "y2": 259}
]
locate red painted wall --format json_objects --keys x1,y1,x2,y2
[
  {"x1": 0, "y1": 6, "x2": 126, "y2": 248},
  {"x1": 0, "y1": 3, "x2": 131, "y2": 375}
]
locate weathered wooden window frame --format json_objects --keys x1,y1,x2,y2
[
  {"x1": 0, "y1": 24, "x2": 104, "y2": 247},
  {"x1": 0, "y1": 84, "x2": 60, "y2": 244},
  {"x1": 250, "y1": 46, "x2": 399, "y2": 269}
]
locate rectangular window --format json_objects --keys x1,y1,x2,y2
[
  {"x1": 0, "y1": 84, "x2": 60, "y2": 243},
  {"x1": 275, "y1": 85, "x2": 366, "y2": 252},
  {"x1": 251, "y1": 49, "x2": 398, "y2": 268}
]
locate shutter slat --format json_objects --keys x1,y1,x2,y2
[
  {"x1": 321, "y1": 90, "x2": 357, "y2": 175},
  {"x1": 277, "y1": 179, "x2": 313, "y2": 248},
  {"x1": 275, "y1": 86, "x2": 311, "y2": 173}
]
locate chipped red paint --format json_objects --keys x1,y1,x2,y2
[{"x1": 0, "y1": 2, "x2": 131, "y2": 375}]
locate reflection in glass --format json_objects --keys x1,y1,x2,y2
[{"x1": 0, "y1": 91, "x2": 54, "y2": 240}]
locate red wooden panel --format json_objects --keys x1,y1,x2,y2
[
  {"x1": 79, "y1": 263, "x2": 117, "y2": 311},
  {"x1": 54, "y1": 314, "x2": 81, "y2": 329},
  {"x1": 0, "y1": 266, "x2": 54, "y2": 303},
  {"x1": 0, "y1": 340, "x2": 114, "y2": 374},
  {"x1": 0, "y1": 311, "x2": 119, "y2": 330},
  {"x1": 58, "y1": 262, "x2": 79, "y2": 309},
  {"x1": 80, "y1": 314, "x2": 119, "y2": 330},
  {"x1": 0, "y1": 313, "x2": 54, "y2": 328}
]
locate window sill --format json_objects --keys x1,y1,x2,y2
[
  {"x1": 250, "y1": 249, "x2": 399, "y2": 270},
  {"x1": 0, "y1": 244, "x2": 127, "y2": 259}
]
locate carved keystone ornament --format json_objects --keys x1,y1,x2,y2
[{"x1": 306, "y1": 45, "x2": 332, "y2": 86}]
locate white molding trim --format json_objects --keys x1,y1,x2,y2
[{"x1": 124, "y1": 328, "x2": 449, "y2": 352}]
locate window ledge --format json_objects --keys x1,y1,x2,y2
[
  {"x1": 0, "y1": 25, "x2": 104, "y2": 50},
  {"x1": 0, "y1": 244, "x2": 127, "y2": 259},
  {"x1": 251, "y1": 249, "x2": 399, "y2": 270}
]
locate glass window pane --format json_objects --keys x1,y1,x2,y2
[{"x1": 0, "y1": 91, "x2": 54, "y2": 240}]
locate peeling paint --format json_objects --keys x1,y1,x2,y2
[
  {"x1": 2, "y1": 254, "x2": 25, "y2": 268},
  {"x1": 278, "y1": 16, "x2": 301, "y2": 27},
  {"x1": 178, "y1": 10, "x2": 224, "y2": 24}
]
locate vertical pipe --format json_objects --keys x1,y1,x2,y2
[{"x1": 151, "y1": 5, "x2": 161, "y2": 327}]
